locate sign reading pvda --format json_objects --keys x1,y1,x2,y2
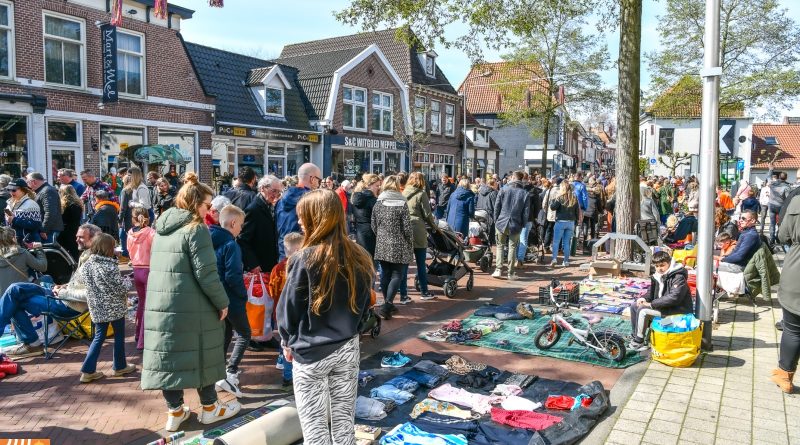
[{"x1": 101, "y1": 24, "x2": 118, "y2": 103}]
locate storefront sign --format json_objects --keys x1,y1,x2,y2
[
  {"x1": 330, "y1": 134, "x2": 408, "y2": 151},
  {"x1": 216, "y1": 125, "x2": 319, "y2": 143},
  {"x1": 101, "y1": 24, "x2": 118, "y2": 103}
]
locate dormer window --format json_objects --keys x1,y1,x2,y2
[
  {"x1": 475, "y1": 128, "x2": 488, "y2": 144},
  {"x1": 265, "y1": 87, "x2": 283, "y2": 116},
  {"x1": 247, "y1": 65, "x2": 291, "y2": 119},
  {"x1": 418, "y1": 50, "x2": 438, "y2": 78}
]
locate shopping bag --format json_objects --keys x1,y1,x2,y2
[
  {"x1": 245, "y1": 272, "x2": 270, "y2": 337},
  {"x1": 251, "y1": 278, "x2": 275, "y2": 342},
  {"x1": 650, "y1": 314, "x2": 702, "y2": 367},
  {"x1": 63, "y1": 314, "x2": 113, "y2": 339}
]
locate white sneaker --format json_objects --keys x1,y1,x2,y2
[
  {"x1": 215, "y1": 372, "x2": 243, "y2": 398},
  {"x1": 491, "y1": 269, "x2": 502, "y2": 278},
  {"x1": 165, "y1": 406, "x2": 190, "y2": 432},
  {"x1": 507, "y1": 273, "x2": 519, "y2": 281},
  {"x1": 199, "y1": 400, "x2": 242, "y2": 425}
]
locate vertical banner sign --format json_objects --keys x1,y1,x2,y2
[{"x1": 101, "y1": 24, "x2": 118, "y2": 103}]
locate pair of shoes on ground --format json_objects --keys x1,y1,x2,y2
[
  {"x1": 216, "y1": 371, "x2": 243, "y2": 397},
  {"x1": 80, "y1": 364, "x2": 137, "y2": 383},
  {"x1": 165, "y1": 400, "x2": 242, "y2": 432},
  {"x1": 491, "y1": 269, "x2": 518, "y2": 280},
  {"x1": 770, "y1": 368, "x2": 795, "y2": 394},
  {"x1": 381, "y1": 351, "x2": 411, "y2": 368},
  {"x1": 627, "y1": 340, "x2": 650, "y2": 352},
  {"x1": 378, "y1": 304, "x2": 399, "y2": 320},
  {"x1": 548, "y1": 261, "x2": 570, "y2": 267},
  {"x1": 397, "y1": 295, "x2": 413, "y2": 305}
]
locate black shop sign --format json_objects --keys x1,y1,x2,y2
[
  {"x1": 101, "y1": 24, "x2": 118, "y2": 103},
  {"x1": 216, "y1": 125, "x2": 320, "y2": 143}
]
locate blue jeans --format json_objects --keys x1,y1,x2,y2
[
  {"x1": 0, "y1": 283, "x2": 80, "y2": 345},
  {"x1": 369, "y1": 384, "x2": 414, "y2": 404},
  {"x1": 402, "y1": 369, "x2": 445, "y2": 388},
  {"x1": 385, "y1": 375, "x2": 420, "y2": 392},
  {"x1": 120, "y1": 227, "x2": 129, "y2": 257},
  {"x1": 414, "y1": 248, "x2": 429, "y2": 293},
  {"x1": 551, "y1": 220, "x2": 575, "y2": 263},
  {"x1": 81, "y1": 318, "x2": 127, "y2": 374},
  {"x1": 517, "y1": 221, "x2": 533, "y2": 261},
  {"x1": 45, "y1": 231, "x2": 60, "y2": 244}
]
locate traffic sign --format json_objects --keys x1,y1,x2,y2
[{"x1": 649, "y1": 157, "x2": 657, "y2": 165}]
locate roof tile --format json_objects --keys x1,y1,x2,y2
[
  {"x1": 647, "y1": 75, "x2": 744, "y2": 119},
  {"x1": 458, "y1": 62, "x2": 551, "y2": 115}
]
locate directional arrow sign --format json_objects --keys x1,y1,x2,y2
[{"x1": 719, "y1": 120, "x2": 735, "y2": 155}]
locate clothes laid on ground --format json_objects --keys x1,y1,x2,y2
[
  {"x1": 545, "y1": 394, "x2": 594, "y2": 410},
  {"x1": 359, "y1": 370, "x2": 375, "y2": 387},
  {"x1": 445, "y1": 355, "x2": 486, "y2": 375},
  {"x1": 410, "y1": 398, "x2": 476, "y2": 420},
  {"x1": 456, "y1": 367, "x2": 504, "y2": 391},
  {"x1": 379, "y1": 422, "x2": 468, "y2": 445},
  {"x1": 412, "y1": 412, "x2": 534, "y2": 445},
  {"x1": 500, "y1": 395, "x2": 542, "y2": 411},
  {"x1": 412, "y1": 360, "x2": 450, "y2": 378},
  {"x1": 356, "y1": 396, "x2": 389, "y2": 420},
  {"x1": 491, "y1": 384, "x2": 523, "y2": 397},
  {"x1": 489, "y1": 406, "x2": 562, "y2": 430},
  {"x1": 428, "y1": 383, "x2": 504, "y2": 415},
  {"x1": 420, "y1": 351, "x2": 451, "y2": 364},
  {"x1": 473, "y1": 301, "x2": 525, "y2": 320},
  {"x1": 370, "y1": 384, "x2": 415, "y2": 404},
  {"x1": 579, "y1": 277, "x2": 652, "y2": 315},
  {"x1": 385, "y1": 375, "x2": 420, "y2": 392},
  {"x1": 500, "y1": 372, "x2": 538, "y2": 389},
  {"x1": 402, "y1": 369, "x2": 446, "y2": 388}
]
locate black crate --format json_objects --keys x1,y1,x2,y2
[{"x1": 538, "y1": 283, "x2": 580, "y2": 305}]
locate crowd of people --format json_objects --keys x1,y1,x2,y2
[{"x1": 0, "y1": 160, "x2": 799, "y2": 442}]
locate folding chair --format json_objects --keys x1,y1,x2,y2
[{"x1": 42, "y1": 297, "x2": 94, "y2": 360}]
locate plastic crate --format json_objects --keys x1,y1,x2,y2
[{"x1": 538, "y1": 282, "x2": 580, "y2": 305}]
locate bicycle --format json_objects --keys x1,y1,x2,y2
[{"x1": 533, "y1": 279, "x2": 628, "y2": 363}]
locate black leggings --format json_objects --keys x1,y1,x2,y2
[
  {"x1": 163, "y1": 385, "x2": 217, "y2": 410},
  {"x1": 379, "y1": 261, "x2": 407, "y2": 307},
  {"x1": 779, "y1": 308, "x2": 800, "y2": 373}
]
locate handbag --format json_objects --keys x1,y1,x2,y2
[{"x1": 245, "y1": 272, "x2": 270, "y2": 337}]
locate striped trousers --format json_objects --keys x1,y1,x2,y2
[{"x1": 293, "y1": 336, "x2": 360, "y2": 445}]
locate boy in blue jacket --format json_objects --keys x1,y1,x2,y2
[{"x1": 210, "y1": 204, "x2": 249, "y2": 398}]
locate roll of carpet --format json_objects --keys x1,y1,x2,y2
[{"x1": 212, "y1": 405, "x2": 303, "y2": 445}]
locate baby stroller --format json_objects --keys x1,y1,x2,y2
[
  {"x1": 418, "y1": 227, "x2": 474, "y2": 298},
  {"x1": 36, "y1": 243, "x2": 78, "y2": 285},
  {"x1": 467, "y1": 210, "x2": 494, "y2": 272},
  {"x1": 524, "y1": 221, "x2": 546, "y2": 264}
]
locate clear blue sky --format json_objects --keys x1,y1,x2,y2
[{"x1": 180, "y1": 0, "x2": 800, "y2": 119}]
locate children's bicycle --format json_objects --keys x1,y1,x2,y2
[{"x1": 534, "y1": 280, "x2": 628, "y2": 363}]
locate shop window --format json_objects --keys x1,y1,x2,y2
[
  {"x1": 333, "y1": 148, "x2": 370, "y2": 180},
  {"x1": 265, "y1": 87, "x2": 283, "y2": 116},
  {"x1": 267, "y1": 144, "x2": 286, "y2": 177},
  {"x1": 117, "y1": 30, "x2": 144, "y2": 96},
  {"x1": 414, "y1": 96, "x2": 426, "y2": 132},
  {"x1": 43, "y1": 13, "x2": 84, "y2": 88},
  {"x1": 48, "y1": 120, "x2": 80, "y2": 181},
  {"x1": 237, "y1": 142, "x2": 265, "y2": 177},
  {"x1": 445, "y1": 103, "x2": 455, "y2": 136},
  {"x1": 0, "y1": 2, "x2": 14, "y2": 79},
  {"x1": 0, "y1": 115, "x2": 27, "y2": 178},
  {"x1": 286, "y1": 144, "x2": 308, "y2": 176},
  {"x1": 371, "y1": 92, "x2": 393, "y2": 134},
  {"x1": 430, "y1": 100, "x2": 441, "y2": 134},
  {"x1": 385, "y1": 152, "x2": 401, "y2": 174},
  {"x1": 343, "y1": 85, "x2": 367, "y2": 131},
  {"x1": 658, "y1": 128, "x2": 674, "y2": 154},
  {"x1": 100, "y1": 125, "x2": 144, "y2": 176},
  {"x1": 158, "y1": 130, "x2": 196, "y2": 175}
]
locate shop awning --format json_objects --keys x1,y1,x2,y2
[{"x1": 477, "y1": 159, "x2": 487, "y2": 168}]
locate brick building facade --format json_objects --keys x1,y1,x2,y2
[{"x1": 0, "y1": 0, "x2": 214, "y2": 183}]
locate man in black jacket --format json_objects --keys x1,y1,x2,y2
[
  {"x1": 224, "y1": 166, "x2": 259, "y2": 211},
  {"x1": 27, "y1": 172, "x2": 63, "y2": 242},
  {"x1": 516, "y1": 173, "x2": 542, "y2": 264},
  {"x1": 629, "y1": 251, "x2": 693, "y2": 351},
  {"x1": 492, "y1": 171, "x2": 530, "y2": 280},
  {"x1": 436, "y1": 175, "x2": 455, "y2": 219},
  {"x1": 238, "y1": 175, "x2": 282, "y2": 274}
]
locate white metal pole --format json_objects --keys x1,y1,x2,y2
[
  {"x1": 463, "y1": 91, "x2": 468, "y2": 178},
  {"x1": 697, "y1": 0, "x2": 722, "y2": 351}
]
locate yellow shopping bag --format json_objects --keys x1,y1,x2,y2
[
  {"x1": 650, "y1": 315, "x2": 702, "y2": 367},
  {"x1": 64, "y1": 313, "x2": 113, "y2": 339}
]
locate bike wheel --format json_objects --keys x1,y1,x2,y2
[
  {"x1": 595, "y1": 333, "x2": 627, "y2": 363},
  {"x1": 534, "y1": 324, "x2": 562, "y2": 350}
]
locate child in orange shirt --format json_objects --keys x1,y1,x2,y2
[{"x1": 269, "y1": 232, "x2": 304, "y2": 386}]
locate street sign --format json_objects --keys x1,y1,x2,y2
[
  {"x1": 649, "y1": 157, "x2": 657, "y2": 165},
  {"x1": 736, "y1": 159, "x2": 745, "y2": 171}
]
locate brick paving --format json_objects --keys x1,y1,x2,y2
[{"x1": 603, "y1": 293, "x2": 799, "y2": 445}]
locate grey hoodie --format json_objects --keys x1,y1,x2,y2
[{"x1": 0, "y1": 247, "x2": 48, "y2": 296}]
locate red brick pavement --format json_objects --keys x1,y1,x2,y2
[{"x1": 0, "y1": 254, "x2": 622, "y2": 444}]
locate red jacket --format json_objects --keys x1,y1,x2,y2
[{"x1": 336, "y1": 187, "x2": 348, "y2": 212}]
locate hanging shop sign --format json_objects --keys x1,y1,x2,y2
[
  {"x1": 101, "y1": 24, "x2": 118, "y2": 103},
  {"x1": 330, "y1": 134, "x2": 408, "y2": 151},
  {"x1": 216, "y1": 125, "x2": 320, "y2": 143}
]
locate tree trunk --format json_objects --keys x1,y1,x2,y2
[
  {"x1": 614, "y1": 0, "x2": 642, "y2": 261},
  {"x1": 540, "y1": 117, "x2": 550, "y2": 176}
]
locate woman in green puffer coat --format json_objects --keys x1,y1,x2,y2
[
  {"x1": 141, "y1": 172, "x2": 240, "y2": 432},
  {"x1": 403, "y1": 172, "x2": 438, "y2": 300}
]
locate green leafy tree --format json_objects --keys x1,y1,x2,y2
[
  {"x1": 638, "y1": 157, "x2": 650, "y2": 176},
  {"x1": 658, "y1": 150, "x2": 692, "y2": 176},
  {"x1": 647, "y1": 0, "x2": 800, "y2": 118},
  {"x1": 494, "y1": 2, "x2": 613, "y2": 176}
]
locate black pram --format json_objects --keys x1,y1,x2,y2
[{"x1": 418, "y1": 227, "x2": 474, "y2": 298}]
